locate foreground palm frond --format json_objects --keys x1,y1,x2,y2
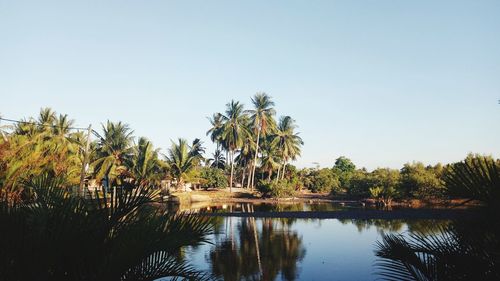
[
  {"x1": 374, "y1": 155, "x2": 500, "y2": 281},
  {"x1": 444, "y1": 155, "x2": 500, "y2": 208},
  {"x1": 0, "y1": 174, "x2": 214, "y2": 281},
  {"x1": 374, "y1": 224, "x2": 499, "y2": 281}
]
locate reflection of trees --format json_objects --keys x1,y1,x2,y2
[
  {"x1": 338, "y1": 219, "x2": 450, "y2": 236},
  {"x1": 209, "y1": 218, "x2": 306, "y2": 281}
]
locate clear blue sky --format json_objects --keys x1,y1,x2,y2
[{"x1": 1, "y1": 0, "x2": 499, "y2": 170}]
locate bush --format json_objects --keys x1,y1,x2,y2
[
  {"x1": 306, "y1": 168, "x2": 341, "y2": 193},
  {"x1": 199, "y1": 167, "x2": 228, "y2": 189},
  {"x1": 257, "y1": 180, "x2": 296, "y2": 198}
]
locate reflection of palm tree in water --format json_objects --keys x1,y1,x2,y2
[{"x1": 210, "y1": 216, "x2": 306, "y2": 281}]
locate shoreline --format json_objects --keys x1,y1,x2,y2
[{"x1": 198, "y1": 208, "x2": 481, "y2": 220}]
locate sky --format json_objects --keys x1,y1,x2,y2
[{"x1": 1, "y1": 0, "x2": 499, "y2": 170}]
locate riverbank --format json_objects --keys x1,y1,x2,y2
[
  {"x1": 169, "y1": 188, "x2": 478, "y2": 208},
  {"x1": 198, "y1": 208, "x2": 481, "y2": 220}
]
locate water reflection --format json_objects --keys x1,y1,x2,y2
[
  {"x1": 174, "y1": 202, "x2": 464, "y2": 280},
  {"x1": 209, "y1": 217, "x2": 306, "y2": 281}
]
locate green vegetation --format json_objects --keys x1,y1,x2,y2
[
  {"x1": 0, "y1": 106, "x2": 497, "y2": 206},
  {"x1": 257, "y1": 180, "x2": 296, "y2": 198},
  {"x1": 375, "y1": 155, "x2": 500, "y2": 280},
  {"x1": 199, "y1": 166, "x2": 228, "y2": 189},
  {"x1": 165, "y1": 138, "x2": 204, "y2": 189},
  {"x1": 305, "y1": 168, "x2": 340, "y2": 193},
  {"x1": 0, "y1": 174, "x2": 213, "y2": 280},
  {"x1": 206, "y1": 93, "x2": 303, "y2": 194}
]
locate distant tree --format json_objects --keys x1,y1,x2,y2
[
  {"x1": 307, "y1": 168, "x2": 341, "y2": 193},
  {"x1": 165, "y1": 138, "x2": 204, "y2": 189},
  {"x1": 246, "y1": 93, "x2": 276, "y2": 189},
  {"x1": 369, "y1": 168, "x2": 401, "y2": 206},
  {"x1": 200, "y1": 167, "x2": 228, "y2": 189},
  {"x1": 400, "y1": 162, "x2": 444, "y2": 199},
  {"x1": 92, "y1": 121, "x2": 134, "y2": 186},
  {"x1": 220, "y1": 100, "x2": 249, "y2": 191},
  {"x1": 271, "y1": 116, "x2": 303, "y2": 181},
  {"x1": 346, "y1": 169, "x2": 372, "y2": 197},
  {"x1": 129, "y1": 137, "x2": 165, "y2": 187},
  {"x1": 333, "y1": 156, "x2": 356, "y2": 188}
]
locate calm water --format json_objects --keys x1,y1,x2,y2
[{"x1": 178, "y1": 203, "x2": 448, "y2": 281}]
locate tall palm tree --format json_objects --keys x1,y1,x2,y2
[
  {"x1": 246, "y1": 93, "x2": 276, "y2": 189},
  {"x1": 271, "y1": 116, "x2": 303, "y2": 181},
  {"x1": 221, "y1": 100, "x2": 249, "y2": 191},
  {"x1": 130, "y1": 137, "x2": 164, "y2": 187},
  {"x1": 165, "y1": 138, "x2": 204, "y2": 189},
  {"x1": 207, "y1": 113, "x2": 225, "y2": 166},
  {"x1": 92, "y1": 121, "x2": 134, "y2": 186}
]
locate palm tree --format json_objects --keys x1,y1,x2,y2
[
  {"x1": 246, "y1": 93, "x2": 276, "y2": 189},
  {"x1": 209, "y1": 149, "x2": 226, "y2": 169},
  {"x1": 130, "y1": 137, "x2": 164, "y2": 187},
  {"x1": 37, "y1": 107, "x2": 56, "y2": 132},
  {"x1": 165, "y1": 138, "x2": 204, "y2": 190},
  {"x1": 221, "y1": 100, "x2": 249, "y2": 191},
  {"x1": 235, "y1": 135, "x2": 255, "y2": 188},
  {"x1": 259, "y1": 139, "x2": 281, "y2": 182},
  {"x1": 92, "y1": 121, "x2": 134, "y2": 187},
  {"x1": 207, "y1": 113, "x2": 225, "y2": 168},
  {"x1": 271, "y1": 116, "x2": 303, "y2": 181},
  {"x1": 0, "y1": 109, "x2": 83, "y2": 193}
]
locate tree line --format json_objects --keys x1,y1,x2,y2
[
  {"x1": 0, "y1": 93, "x2": 304, "y2": 200},
  {"x1": 1, "y1": 102, "x2": 497, "y2": 205}
]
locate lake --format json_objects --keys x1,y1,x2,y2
[{"x1": 177, "y1": 203, "x2": 449, "y2": 281}]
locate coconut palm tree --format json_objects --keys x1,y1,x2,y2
[
  {"x1": 130, "y1": 137, "x2": 164, "y2": 187},
  {"x1": 246, "y1": 93, "x2": 276, "y2": 189},
  {"x1": 165, "y1": 138, "x2": 204, "y2": 189},
  {"x1": 220, "y1": 100, "x2": 249, "y2": 191},
  {"x1": 235, "y1": 134, "x2": 255, "y2": 188},
  {"x1": 207, "y1": 113, "x2": 224, "y2": 162},
  {"x1": 259, "y1": 139, "x2": 281, "y2": 182},
  {"x1": 209, "y1": 149, "x2": 226, "y2": 169},
  {"x1": 37, "y1": 107, "x2": 56, "y2": 133},
  {"x1": 1, "y1": 109, "x2": 83, "y2": 193},
  {"x1": 271, "y1": 116, "x2": 303, "y2": 181},
  {"x1": 92, "y1": 121, "x2": 134, "y2": 187}
]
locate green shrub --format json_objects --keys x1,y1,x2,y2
[
  {"x1": 199, "y1": 167, "x2": 228, "y2": 189},
  {"x1": 257, "y1": 180, "x2": 296, "y2": 198},
  {"x1": 306, "y1": 168, "x2": 341, "y2": 193}
]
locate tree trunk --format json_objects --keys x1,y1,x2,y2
[
  {"x1": 229, "y1": 150, "x2": 234, "y2": 192},
  {"x1": 215, "y1": 142, "x2": 220, "y2": 168},
  {"x1": 282, "y1": 161, "x2": 287, "y2": 180},
  {"x1": 241, "y1": 166, "x2": 246, "y2": 187},
  {"x1": 250, "y1": 128, "x2": 261, "y2": 190},
  {"x1": 246, "y1": 162, "x2": 253, "y2": 189},
  {"x1": 276, "y1": 165, "x2": 281, "y2": 183}
]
